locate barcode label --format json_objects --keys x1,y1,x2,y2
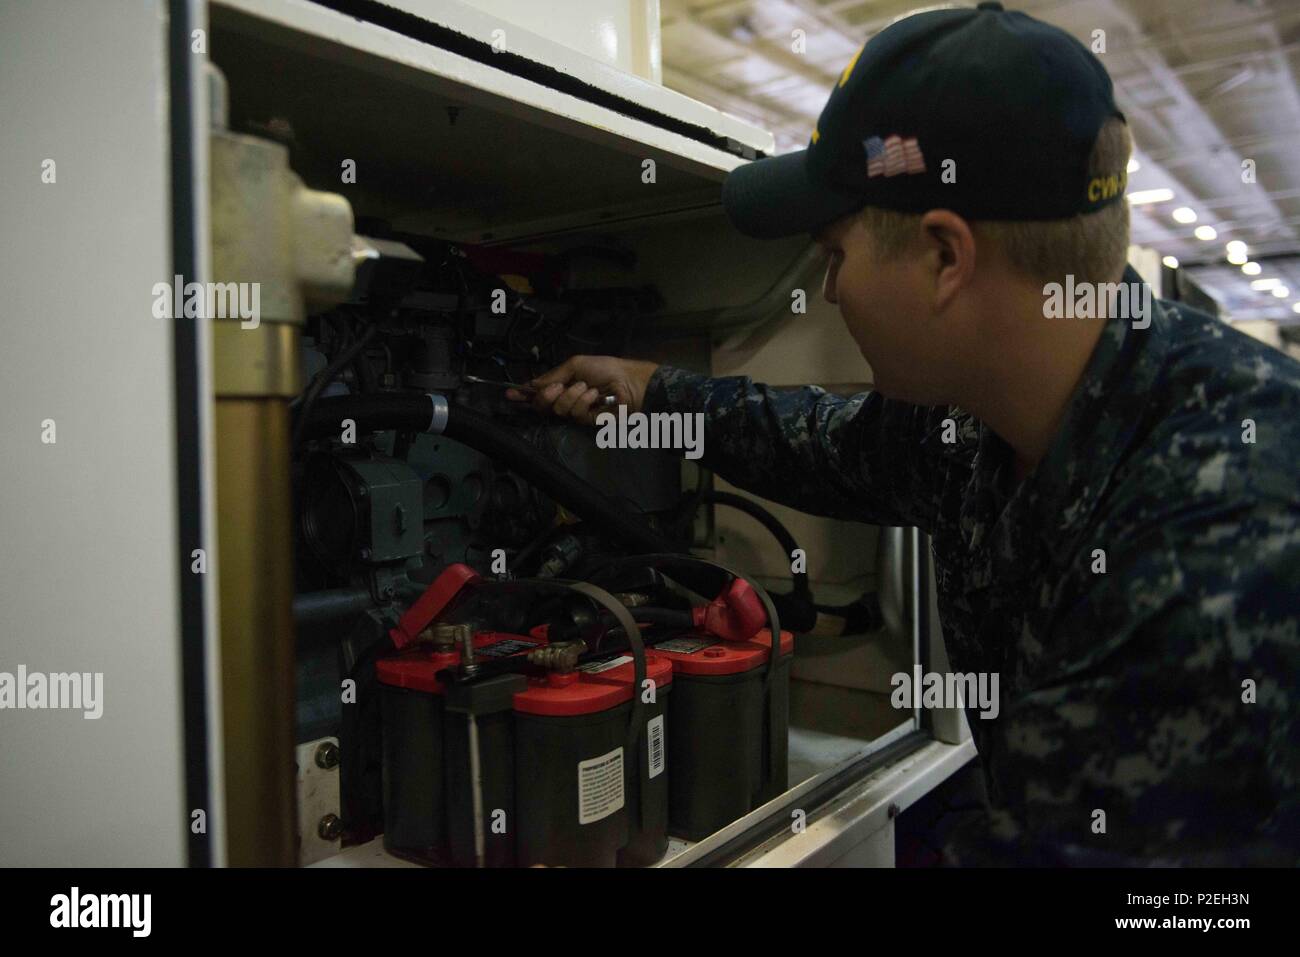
[{"x1": 647, "y1": 715, "x2": 664, "y2": 779}]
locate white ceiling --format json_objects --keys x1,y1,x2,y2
[{"x1": 660, "y1": 0, "x2": 1300, "y2": 331}]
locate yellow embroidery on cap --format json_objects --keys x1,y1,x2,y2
[
  {"x1": 811, "y1": 126, "x2": 820, "y2": 145},
  {"x1": 839, "y1": 46, "x2": 863, "y2": 88},
  {"x1": 1087, "y1": 169, "x2": 1127, "y2": 202}
]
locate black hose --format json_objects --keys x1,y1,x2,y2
[
  {"x1": 291, "y1": 323, "x2": 379, "y2": 447},
  {"x1": 813, "y1": 593, "x2": 885, "y2": 634},
  {"x1": 297, "y1": 392, "x2": 434, "y2": 438},
  {"x1": 700, "y1": 490, "x2": 811, "y2": 601},
  {"x1": 695, "y1": 492, "x2": 877, "y2": 633},
  {"x1": 293, "y1": 587, "x2": 375, "y2": 626},
  {"x1": 692, "y1": 490, "x2": 816, "y2": 631},
  {"x1": 766, "y1": 592, "x2": 815, "y2": 634},
  {"x1": 629, "y1": 607, "x2": 693, "y2": 631},
  {"x1": 295, "y1": 394, "x2": 682, "y2": 557}
]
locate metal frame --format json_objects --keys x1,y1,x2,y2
[
  {"x1": 171, "y1": 0, "x2": 225, "y2": 870},
  {"x1": 731, "y1": 735, "x2": 977, "y2": 867},
  {"x1": 659, "y1": 721, "x2": 922, "y2": 867}
]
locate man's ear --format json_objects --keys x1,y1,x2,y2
[{"x1": 918, "y1": 210, "x2": 976, "y2": 311}]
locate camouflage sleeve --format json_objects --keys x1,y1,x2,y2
[
  {"x1": 643, "y1": 365, "x2": 945, "y2": 529},
  {"x1": 948, "y1": 498, "x2": 1300, "y2": 866}
]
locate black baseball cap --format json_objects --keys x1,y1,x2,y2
[{"x1": 722, "y1": 2, "x2": 1127, "y2": 239}]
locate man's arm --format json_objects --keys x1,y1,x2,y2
[
  {"x1": 516, "y1": 355, "x2": 950, "y2": 529},
  {"x1": 647, "y1": 365, "x2": 944, "y2": 528}
]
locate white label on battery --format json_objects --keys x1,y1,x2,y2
[
  {"x1": 578, "y1": 655, "x2": 633, "y2": 674},
  {"x1": 647, "y1": 715, "x2": 665, "y2": 779},
  {"x1": 577, "y1": 747, "x2": 624, "y2": 825},
  {"x1": 653, "y1": 637, "x2": 714, "y2": 655}
]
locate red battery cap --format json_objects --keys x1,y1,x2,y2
[
  {"x1": 374, "y1": 648, "x2": 461, "y2": 694},
  {"x1": 375, "y1": 631, "x2": 544, "y2": 694},
  {"x1": 389, "y1": 563, "x2": 480, "y2": 650},
  {"x1": 650, "y1": 629, "x2": 793, "y2": 677},
  {"x1": 513, "y1": 655, "x2": 673, "y2": 716},
  {"x1": 691, "y1": 578, "x2": 768, "y2": 642}
]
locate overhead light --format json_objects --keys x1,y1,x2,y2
[
  {"x1": 1273, "y1": 286, "x2": 1289, "y2": 298},
  {"x1": 1242, "y1": 261, "x2": 1262, "y2": 275},
  {"x1": 1172, "y1": 207, "x2": 1198, "y2": 224},
  {"x1": 1251, "y1": 278, "x2": 1282, "y2": 290},
  {"x1": 1226, "y1": 240, "x2": 1248, "y2": 257},
  {"x1": 1194, "y1": 225, "x2": 1218, "y2": 241},
  {"x1": 1127, "y1": 158, "x2": 1141, "y2": 173},
  {"x1": 1293, "y1": 302, "x2": 1300, "y2": 314},
  {"x1": 1127, "y1": 188, "x2": 1174, "y2": 205},
  {"x1": 1162, "y1": 255, "x2": 1179, "y2": 269},
  {"x1": 1228, "y1": 251, "x2": 1249, "y2": 265}
]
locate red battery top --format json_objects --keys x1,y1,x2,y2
[
  {"x1": 512, "y1": 654, "x2": 674, "y2": 717},
  {"x1": 375, "y1": 631, "x2": 546, "y2": 694},
  {"x1": 648, "y1": 629, "x2": 793, "y2": 677}
]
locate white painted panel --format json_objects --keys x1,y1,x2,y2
[
  {"x1": 0, "y1": 0, "x2": 188, "y2": 866},
  {"x1": 458, "y1": 0, "x2": 661, "y2": 82},
  {"x1": 217, "y1": 0, "x2": 770, "y2": 156}
]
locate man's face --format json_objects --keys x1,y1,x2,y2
[{"x1": 815, "y1": 213, "x2": 950, "y2": 405}]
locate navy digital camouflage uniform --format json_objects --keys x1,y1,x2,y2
[{"x1": 644, "y1": 267, "x2": 1300, "y2": 865}]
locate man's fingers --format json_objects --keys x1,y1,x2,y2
[
  {"x1": 552, "y1": 381, "x2": 590, "y2": 418},
  {"x1": 530, "y1": 356, "x2": 582, "y2": 389},
  {"x1": 529, "y1": 381, "x2": 565, "y2": 413},
  {"x1": 518, "y1": 355, "x2": 642, "y2": 420},
  {"x1": 570, "y1": 387, "x2": 602, "y2": 424}
]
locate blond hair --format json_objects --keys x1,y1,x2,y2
[{"x1": 860, "y1": 118, "x2": 1132, "y2": 285}]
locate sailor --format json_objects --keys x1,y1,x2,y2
[{"x1": 514, "y1": 2, "x2": 1300, "y2": 865}]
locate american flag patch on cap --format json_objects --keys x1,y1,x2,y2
[{"x1": 864, "y1": 135, "x2": 926, "y2": 178}]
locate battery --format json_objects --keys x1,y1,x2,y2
[
  {"x1": 375, "y1": 630, "x2": 542, "y2": 865},
  {"x1": 650, "y1": 629, "x2": 793, "y2": 841},
  {"x1": 377, "y1": 632, "x2": 671, "y2": 867},
  {"x1": 512, "y1": 654, "x2": 673, "y2": 867}
]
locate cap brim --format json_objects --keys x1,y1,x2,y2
[{"x1": 722, "y1": 149, "x2": 867, "y2": 240}]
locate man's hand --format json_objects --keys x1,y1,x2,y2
[{"x1": 507, "y1": 355, "x2": 659, "y2": 426}]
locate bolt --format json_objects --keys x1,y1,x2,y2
[
  {"x1": 315, "y1": 741, "x2": 340, "y2": 769},
  {"x1": 318, "y1": 813, "x2": 343, "y2": 842},
  {"x1": 459, "y1": 624, "x2": 479, "y2": 676},
  {"x1": 429, "y1": 623, "x2": 459, "y2": 650},
  {"x1": 359, "y1": 547, "x2": 372, "y2": 560},
  {"x1": 887, "y1": 803, "x2": 901, "y2": 819}
]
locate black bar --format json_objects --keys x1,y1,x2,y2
[{"x1": 168, "y1": 0, "x2": 212, "y2": 868}]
